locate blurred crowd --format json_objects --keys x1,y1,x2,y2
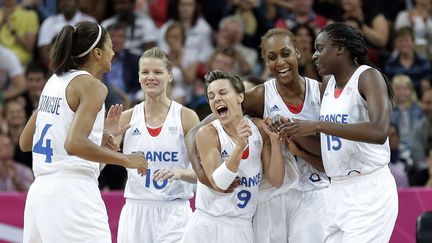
[{"x1": 1, "y1": 0, "x2": 432, "y2": 191}]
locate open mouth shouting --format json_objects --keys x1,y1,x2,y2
[{"x1": 216, "y1": 105, "x2": 229, "y2": 118}]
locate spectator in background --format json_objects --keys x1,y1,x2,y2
[
  {"x1": 21, "y1": 63, "x2": 47, "y2": 117},
  {"x1": 338, "y1": 0, "x2": 389, "y2": 49},
  {"x1": 38, "y1": 0, "x2": 96, "y2": 68},
  {"x1": 275, "y1": 0, "x2": 327, "y2": 32},
  {"x1": 0, "y1": 0, "x2": 39, "y2": 66},
  {"x1": 78, "y1": 0, "x2": 108, "y2": 23},
  {"x1": 421, "y1": 89, "x2": 432, "y2": 150},
  {"x1": 0, "y1": 45, "x2": 27, "y2": 102},
  {"x1": 135, "y1": 0, "x2": 169, "y2": 28},
  {"x1": 384, "y1": 27, "x2": 431, "y2": 98},
  {"x1": 215, "y1": 15, "x2": 258, "y2": 76},
  {"x1": 102, "y1": 0, "x2": 158, "y2": 56},
  {"x1": 165, "y1": 21, "x2": 198, "y2": 105},
  {"x1": 228, "y1": 0, "x2": 270, "y2": 53},
  {"x1": 388, "y1": 123, "x2": 410, "y2": 187},
  {"x1": 394, "y1": 0, "x2": 432, "y2": 59},
  {"x1": 391, "y1": 74, "x2": 429, "y2": 186},
  {"x1": 159, "y1": 0, "x2": 213, "y2": 64},
  {"x1": 0, "y1": 134, "x2": 33, "y2": 191},
  {"x1": 20, "y1": 0, "x2": 57, "y2": 23},
  {"x1": 291, "y1": 23, "x2": 319, "y2": 80},
  {"x1": 104, "y1": 23, "x2": 140, "y2": 107},
  {"x1": 4, "y1": 100, "x2": 32, "y2": 168}
]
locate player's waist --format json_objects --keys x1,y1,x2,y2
[
  {"x1": 125, "y1": 198, "x2": 190, "y2": 206},
  {"x1": 194, "y1": 209, "x2": 252, "y2": 229},
  {"x1": 329, "y1": 165, "x2": 390, "y2": 186},
  {"x1": 35, "y1": 169, "x2": 98, "y2": 183}
]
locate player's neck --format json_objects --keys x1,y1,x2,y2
[
  {"x1": 333, "y1": 65, "x2": 358, "y2": 89},
  {"x1": 144, "y1": 96, "x2": 171, "y2": 114}
]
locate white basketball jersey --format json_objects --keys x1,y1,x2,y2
[
  {"x1": 195, "y1": 117, "x2": 263, "y2": 220},
  {"x1": 320, "y1": 65, "x2": 390, "y2": 177},
  {"x1": 32, "y1": 70, "x2": 104, "y2": 178},
  {"x1": 263, "y1": 78, "x2": 329, "y2": 193},
  {"x1": 123, "y1": 101, "x2": 194, "y2": 201}
]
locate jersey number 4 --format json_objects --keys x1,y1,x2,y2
[{"x1": 33, "y1": 124, "x2": 54, "y2": 163}]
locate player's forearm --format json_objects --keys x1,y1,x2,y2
[
  {"x1": 294, "y1": 135, "x2": 321, "y2": 156},
  {"x1": 266, "y1": 138, "x2": 285, "y2": 187},
  {"x1": 185, "y1": 114, "x2": 216, "y2": 186},
  {"x1": 296, "y1": 147, "x2": 325, "y2": 172},
  {"x1": 179, "y1": 169, "x2": 198, "y2": 183}
]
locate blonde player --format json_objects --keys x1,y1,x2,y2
[
  {"x1": 19, "y1": 21, "x2": 147, "y2": 243},
  {"x1": 181, "y1": 70, "x2": 285, "y2": 243},
  {"x1": 282, "y1": 23, "x2": 398, "y2": 242},
  {"x1": 116, "y1": 47, "x2": 200, "y2": 243}
]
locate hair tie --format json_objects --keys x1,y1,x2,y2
[{"x1": 76, "y1": 25, "x2": 102, "y2": 58}]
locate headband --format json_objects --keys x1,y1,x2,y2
[{"x1": 76, "y1": 25, "x2": 102, "y2": 58}]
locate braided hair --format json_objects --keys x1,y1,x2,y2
[{"x1": 320, "y1": 23, "x2": 395, "y2": 106}]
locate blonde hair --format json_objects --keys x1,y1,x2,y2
[
  {"x1": 391, "y1": 74, "x2": 417, "y2": 102},
  {"x1": 139, "y1": 47, "x2": 173, "y2": 73}
]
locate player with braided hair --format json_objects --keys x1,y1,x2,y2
[{"x1": 279, "y1": 22, "x2": 398, "y2": 242}]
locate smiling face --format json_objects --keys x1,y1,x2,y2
[
  {"x1": 207, "y1": 79, "x2": 244, "y2": 124},
  {"x1": 139, "y1": 57, "x2": 172, "y2": 98},
  {"x1": 312, "y1": 32, "x2": 339, "y2": 76},
  {"x1": 262, "y1": 35, "x2": 300, "y2": 85}
]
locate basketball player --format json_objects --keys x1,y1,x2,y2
[
  {"x1": 186, "y1": 28, "x2": 328, "y2": 243},
  {"x1": 280, "y1": 23, "x2": 398, "y2": 242},
  {"x1": 19, "y1": 21, "x2": 147, "y2": 243},
  {"x1": 115, "y1": 47, "x2": 200, "y2": 243},
  {"x1": 181, "y1": 70, "x2": 285, "y2": 243}
]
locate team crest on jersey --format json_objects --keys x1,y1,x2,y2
[
  {"x1": 269, "y1": 105, "x2": 280, "y2": 112},
  {"x1": 168, "y1": 126, "x2": 178, "y2": 135},
  {"x1": 221, "y1": 150, "x2": 229, "y2": 159},
  {"x1": 253, "y1": 139, "x2": 261, "y2": 147},
  {"x1": 346, "y1": 87, "x2": 353, "y2": 94},
  {"x1": 131, "y1": 128, "x2": 141, "y2": 135}
]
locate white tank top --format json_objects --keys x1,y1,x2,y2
[
  {"x1": 32, "y1": 70, "x2": 104, "y2": 179},
  {"x1": 195, "y1": 117, "x2": 263, "y2": 220},
  {"x1": 122, "y1": 101, "x2": 194, "y2": 201},
  {"x1": 263, "y1": 78, "x2": 329, "y2": 193},
  {"x1": 320, "y1": 65, "x2": 390, "y2": 177}
]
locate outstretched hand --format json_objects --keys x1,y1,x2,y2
[{"x1": 105, "y1": 104, "x2": 131, "y2": 137}]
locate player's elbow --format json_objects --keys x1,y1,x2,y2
[
  {"x1": 64, "y1": 138, "x2": 82, "y2": 156},
  {"x1": 372, "y1": 130, "x2": 388, "y2": 145},
  {"x1": 269, "y1": 177, "x2": 284, "y2": 188},
  {"x1": 19, "y1": 135, "x2": 32, "y2": 152}
]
